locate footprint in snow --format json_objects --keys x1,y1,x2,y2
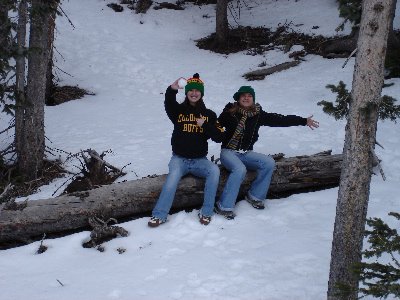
[{"x1": 144, "y1": 268, "x2": 168, "y2": 281}]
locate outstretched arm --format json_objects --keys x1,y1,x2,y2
[{"x1": 259, "y1": 110, "x2": 307, "y2": 127}]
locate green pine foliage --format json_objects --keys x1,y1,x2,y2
[
  {"x1": 337, "y1": 0, "x2": 362, "y2": 30},
  {"x1": 379, "y1": 96, "x2": 400, "y2": 122},
  {"x1": 318, "y1": 81, "x2": 350, "y2": 120},
  {"x1": 355, "y1": 212, "x2": 400, "y2": 298},
  {"x1": 317, "y1": 81, "x2": 400, "y2": 122}
]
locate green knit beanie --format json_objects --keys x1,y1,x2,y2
[
  {"x1": 185, "y1": 73, "x2": 204, "y2": 96},
  {"x1": 233, "y1": 86, "x2": 256, "y2": 102}
]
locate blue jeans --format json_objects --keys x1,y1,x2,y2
[
  {"x1": 217, "y1": 149, "x2": 276, "y2": 211},
  {"x1": 152, "y1": 154, "x2": 220, "y2": 221}
]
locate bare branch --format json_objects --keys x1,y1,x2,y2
[
  {"x1": 58, "y1": 5, "x2": 75, "y2": 29},
  {"x1": 0, "y1": 124, "x2": 14, "y2": 135},
  {"x1": 0, "y1": 183, "x2": 14, "y2": 200},
  {"x1": 341, "y1": 47, "x2": 358, "y2": 69},
  {"x1": 85, "y1": 149, "x2": 122, "y2": 173}
]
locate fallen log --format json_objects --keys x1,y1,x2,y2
[
  {"x1": 0, "y1": 151, "x2": 342, "y2": 247},
  {"x1": 243, "y1": 61, "x2": 300, "y2": 80}
]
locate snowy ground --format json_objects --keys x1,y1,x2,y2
[{"x1": 1, "y1": 0, "x2": 400, "y2": 299}]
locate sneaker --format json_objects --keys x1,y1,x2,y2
[
  {"x1": 198, "y1": 213, "x2": 211, "y2": 226},
  {"x1": 148, "y1": 216, "x2": 166, "y2": 228},
  {"x1": 214, "y1": 204, "x2": 236, "y2": 220},
  {"x1": 245, "y1": 194, "x2": 265, "y2": 210}
]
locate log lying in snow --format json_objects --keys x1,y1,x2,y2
[
  {"x1": 0, "y1": 151, "x2": 342, "y2": 247},
  {"x1": 243, "y1": 61, "x2": 300, "y2": 80}
]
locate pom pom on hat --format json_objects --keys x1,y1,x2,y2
[
  {"x1": 233, "y1": 86, "x2": 256, "y2": 102},
  {"x1": 185, "y1": 73, "x2": 204, "y2": 96}
]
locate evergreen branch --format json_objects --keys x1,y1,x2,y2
[
  {"x1": 354, "y1": 212, "x2": 400, "y2": 298},
  {"x1": 319, "y1": 81, "x2": 400, "y2": 122}
]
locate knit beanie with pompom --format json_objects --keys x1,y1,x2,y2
[{"x1": 185, "y1": 73, "x2": 204, "y2": 96}]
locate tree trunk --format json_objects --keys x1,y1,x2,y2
[
  {"x1": 386, "y1": 0, "x2": 400, "y2": 76},
  {"x1": 216, "y1": 0, "x2": 229, "y2": 45},
  {"x1": 387, "y1": 0, "x2": 398, "y2": 46},
  {"x1": 45, "y1": 0, "x2": 59, "y2": 104},
  {"x1": 0, "y1": 152, "x2": 342, "y2": 248},
  {"x1": 18, "y1": 0, "x2": 53, "y2": 180},
  {"x1": 327, "y1": 1, "x2": 394, "y2": 299},
  {"x1": 15, "y1": 0, "x2": 28, "y2": 156}
]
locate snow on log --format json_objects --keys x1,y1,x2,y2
[{"x1": 0, "y1": 151, "x2": 342, "y2": 246}]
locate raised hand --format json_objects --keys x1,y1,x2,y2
[{"x1": 170, "y1": 77, "x2": 186, "y2": 90}]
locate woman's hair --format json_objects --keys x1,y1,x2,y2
[
  {"x1": 183, "y1": 96, "x2": 206, "y2": 113},
  {"x1": 228, "y1": 102, "x2": 257, "y2": 115}
]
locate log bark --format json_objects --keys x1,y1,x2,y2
[{"x1": 0, "y1": 151, "x2": 342, "y2": 248}]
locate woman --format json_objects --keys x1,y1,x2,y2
[
  {"x1": 215, "y1": 86, "x2": 319, "y2": 219},
  {"x1": 148, "y1": 73, "x2": 225, "y2": 227}
]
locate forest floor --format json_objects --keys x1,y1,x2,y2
[{"x1": 196, "y1": 25, "x2": 338, "y2": 56}]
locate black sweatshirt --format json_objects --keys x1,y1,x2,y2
[
  {"x1": 164, "y1": 86, "x2": 224, "y2": 158},
  {"x1": 218, "y1": 102, "x2": 307, "y2": 151}
]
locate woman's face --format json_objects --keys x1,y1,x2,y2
[
  {"x1": 187, "y1": 89, "x2": 202, "y2": 105},
  {"x1": 238, "y1": 93, "x2": 254, "y2": 108}
]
